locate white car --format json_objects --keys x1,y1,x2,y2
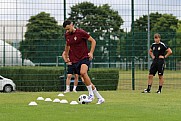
[{"x1": 0, "y1": 75, "x2": 16, "y2": 93}]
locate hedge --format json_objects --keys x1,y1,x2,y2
[{"x1": 0, "y1": 66, "x2": 119, "y2": 91}]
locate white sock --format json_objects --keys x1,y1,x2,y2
[
  {"x1": 86, "y1": 85, "x2": 94, "y2": 96},
  {"x1": 93, "y1": 88, "x2": 103, "y2": 99},
  {"x1": 66, "y1": 85, "x2": 70, "y2": 91},
  {"x1": 73, "y1": 86, "x2": 77, "y2": 91}
]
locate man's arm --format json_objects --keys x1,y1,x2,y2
[
  {"x1": 164, "y1": 48, "x2": 172, "y2": 58},
  {"x1": 149, "y1": 48, "x2": 155, "y2": 59},
  {"x1": 87, "y1": 36, "x2": 96, "y2": 60},
  {"x1": 62, "y1": 45, "x2": 70, "y2": 63},
  {"x1": 62, "y1": 51, "x2": 69, "y2": 63}
]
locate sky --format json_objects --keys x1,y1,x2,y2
[
  {"x1": 0, "y1": 0, "x2": 181, "y2": 28},
  {"x1": 65, "y1": 0, "x2": 181, "y2": 31},
  {"x1": 0, "y1": 0, "x2": 181, "y2": 40}
]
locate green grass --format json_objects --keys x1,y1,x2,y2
[
  {"x1": 118, "y1": 70, "x2": 181, "y2": 90},
  {"x1": 0, "y1": 90, "x2": 181, "y2": 121}
]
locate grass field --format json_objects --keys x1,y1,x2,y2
[
  {"x1": 118, "y1": 70, "x2": 181, "y2": 90},
  {"x1": 0, "y1": 90, "x2": 181, "y2": 121}
]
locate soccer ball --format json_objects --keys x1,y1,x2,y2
[{"x1": 78, "y1": 94, "x2": 88, "y2": 104}]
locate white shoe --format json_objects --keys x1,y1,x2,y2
[
  {"x1": 96, "y1": 98, "x2": 105, "y2": 104},
  {"x1": 141, "y1": 89, "x2": 150, "y2": 93},
  {"x1": 63, "y1": 90, "x2": 70, "y2": 93},
  {"x1": 73, "y1": 90, "x2": 77, "y2": 93},
  {"x1": 156, "y1": 90, "x2": 161, "y2": 94},
  {"x1": 83, "y1": 94, "x2": 94, "y2": 103}
]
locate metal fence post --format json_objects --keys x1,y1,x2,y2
[
  {"x1": 131, "y1": 0, "x2": 135, "y2": 90},
  {"x1": 3, "y1": 26, "x2": 5, "y2": 67}
]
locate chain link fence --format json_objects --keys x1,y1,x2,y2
[{"x1": 0, "y1": 0, "x2": 181, "y2": 90}]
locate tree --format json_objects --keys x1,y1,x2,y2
[
  {"x1": 152, "y1": 14, "x2": 179, "y2": 41},
  {"x1": 175, "y1": 22, "x2": 181, "y2": 61},
  {"x1": 126, "y1": 12, "x2": 179, "y2": 59},
  {"x1": 67, "y1": 2, "x2": 124, "y2": 64},
  {"x1": 134, "y1": 12, "x2": 162, "y2": 32},
  {"x1": 19, "y1": 12, "x2": 64, "y2": 64}
]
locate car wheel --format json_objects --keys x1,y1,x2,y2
[{"x1": 4, "y1": 85, "x2": 13, "y2": 93}]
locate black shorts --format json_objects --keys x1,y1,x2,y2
[
  {"x1": 67, "y1": 65, "x2": 78, "y2": 74},
  {"x1": 149, "y1": 58, "x2": 165, "y2": 76},
  {"x1": 71, "y1": 58, "x2": 90, "y2": 75}
]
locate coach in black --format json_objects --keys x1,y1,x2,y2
[{"x1": 142, "y1": 33, "x2": 172, "y2": 93}]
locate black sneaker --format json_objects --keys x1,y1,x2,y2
[
  {"x1": 142, "y1": 89, "x2": 150, "y2": 93},
  {"x1": 156, "y1": 90, "x2": 161, "y2": 94}
]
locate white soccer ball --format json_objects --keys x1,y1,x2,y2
[{"x1": 78, "y1": 94, "x2": 88, "y2": 104}]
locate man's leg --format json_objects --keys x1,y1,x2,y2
[
  {"x1": 142, "y1": 61, "x2": 156, "y2": 93},
  {"x1": 80, "y1": 64, "x2": 94, "y2": 101},
  {"x1": 147, "y1": 74, "x2": 154, "y2": 91},
  {"x1": 73, "y1": 74, "x2": 79, "y2": 92},
  {"x1": 64, "y1": 74, "x2": 72, "y2": 93},
  {"x1": 142, "y1": 74, "x2": 154, "y2": 93},
  {"x1": 157, "y1": 75, "x2": 164, "y2": 93},
  {"x1": 157, "y1": 59, "x2": 165, "y2": 93},
  {"x1": 92, "y1": 84, "x2": 105, "y2": 104},
  {"x1": 80, "y1": 65, "x2": 104, "y2": 104}
]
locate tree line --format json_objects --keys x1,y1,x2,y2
[{"x1": 19, "y1": 2, "x2": 181, "y2": 65}]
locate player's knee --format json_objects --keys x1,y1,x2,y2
[
  {"x1": 158, "y1": 75, "x2": 163, "y2": 79},
  {"x1": 74, "y1": 75, "x2": 78, "y2": 79},
  {"x1": 80, "y1": 71, "x2": 87, "y2": 77},
  {"x1": 67, "y1": 74, "x2": 72, "y2": 79},
  {"x1": 148, "y1": 75, "x2": 153, "y2": 79}
]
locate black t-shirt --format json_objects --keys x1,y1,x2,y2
[{"x1": 150, "y1": 41, "x2": 168, "y2": 59}]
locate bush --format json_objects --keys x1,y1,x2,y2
[
  {"x1": 0, "y1": 66, "x2": 119, "y2": 91},
  {"x1": 89, "y1": 68, "x2": 119, "y2": 90}
]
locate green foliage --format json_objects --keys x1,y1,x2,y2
[
  {"x1": 175, "y1": 22, "x2": 181, "y2": 61},
  {"x1": 67, "y1": 2, "x2": 124, "y2": 63},
  {"x1": 89, "y1": 68, "x2": 119, "y2": 90},
  {"x1": 1, "y1": 66, "x2": 64, "y2": 91},
  {"x1": 69, "y1": 2, "x2": 123, "y2": 33},
  {"x1": 134, "y1": 12, "x2": 162, "y2": 32},
  {"x1": 126, "y1": 12, "x2": 179, "y2": 60},
  {"x1": 19, "y1": 12, "x2": 65, "y2": 64},
  {"x1": 1, "y1": 67, "x2": 119, "y2": 91}
]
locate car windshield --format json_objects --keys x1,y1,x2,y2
[{"x1": 0, "y1": 76, "x2": 3, "y2": 79}]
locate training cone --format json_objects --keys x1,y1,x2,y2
[
  {"x1": 37, "y1": 97, "x2": 44, "y2": 101},
  {"x1": 70, "y1": 101, "x2": 78, "y2": 105},
  {"x1": 53, "y1": 98, "x2": 60, "y2": 103},
  {"x1": 44, "y1": 98, "x2": 52, "y2": 102},
  {"x1": 60, "y1": 99, "x2": 68, "y2": 104},
  {"x1": 28, "y1": 101, "x2": 38, "y2": 106},
  {"x1": 58, "y1": 93, "x2": 64, "y2": 97}
]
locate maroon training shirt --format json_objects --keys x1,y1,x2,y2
[{"x1": 65, "y1": 28, "x2": 90, "y2": 63}]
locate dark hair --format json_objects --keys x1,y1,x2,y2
[
  {"x1": 154, "y1": 33, "x2": 161, "y2": 38},
  {"x1": 63, "y1": 20, "x2": 71, "y2": 28}
]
